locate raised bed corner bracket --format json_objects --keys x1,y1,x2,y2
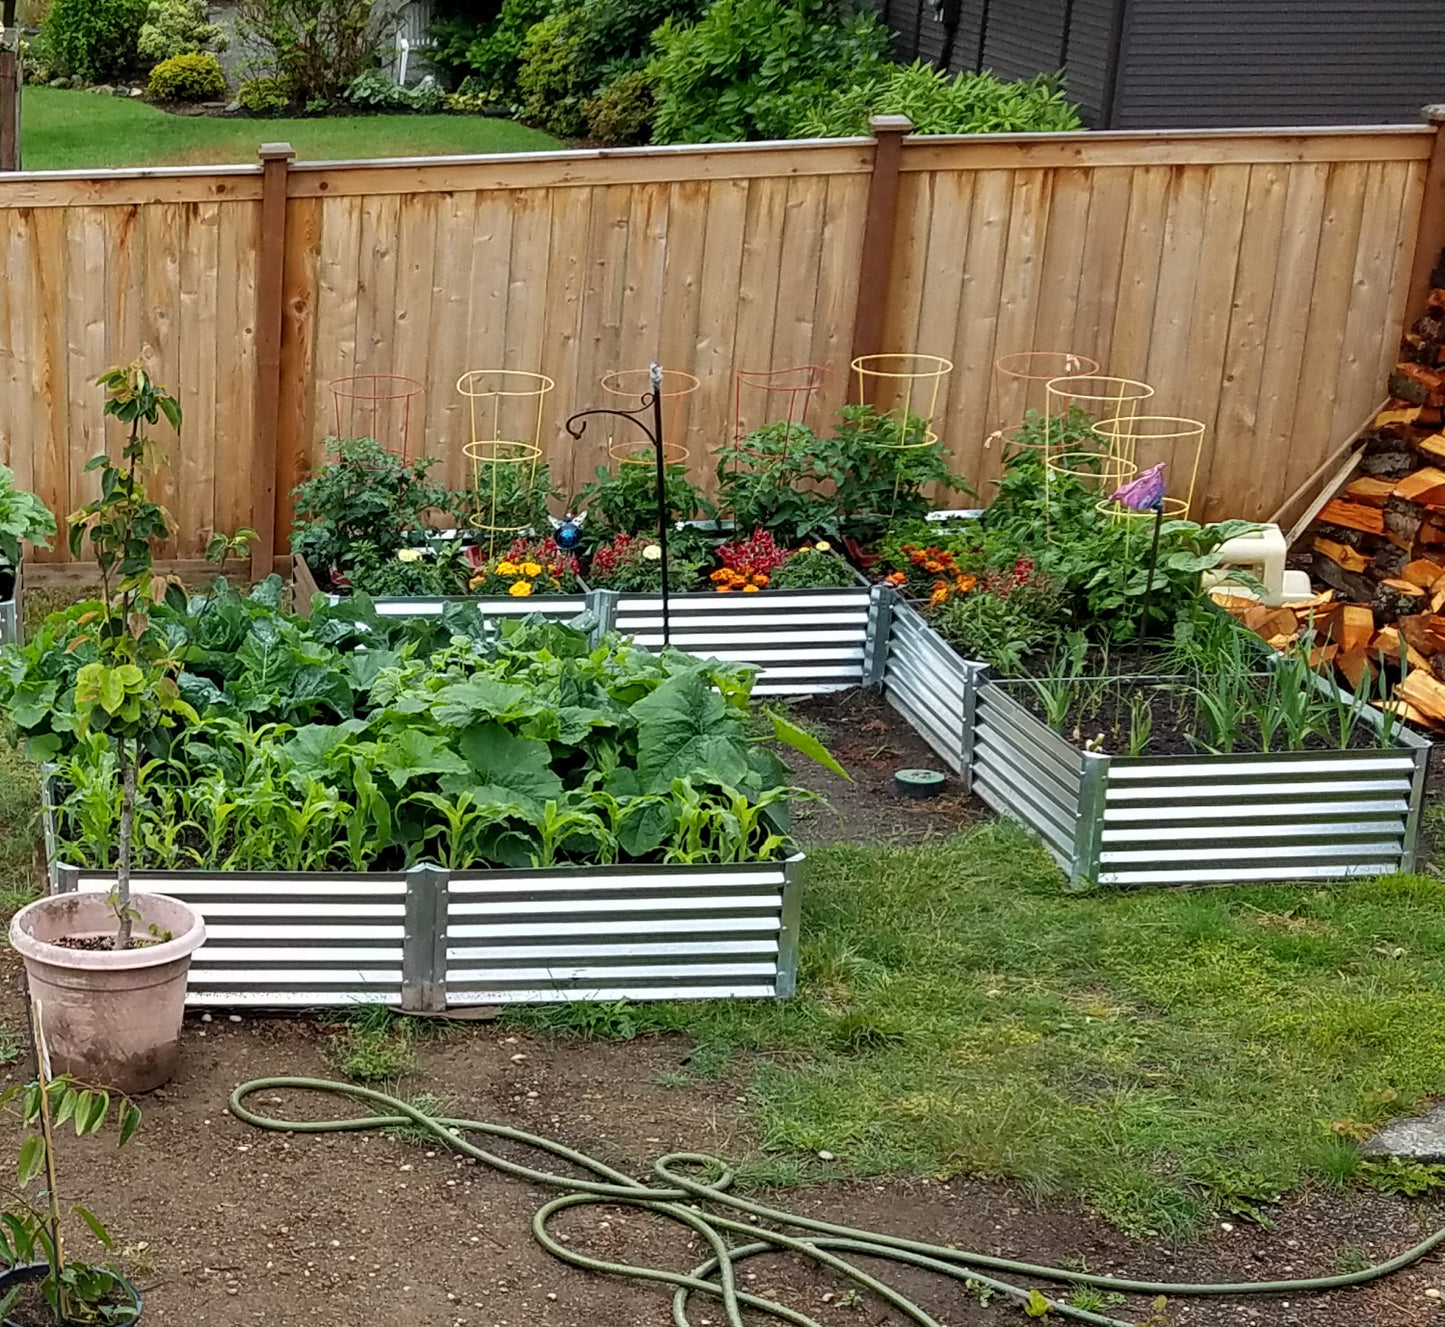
[{"x1": 402, "y1": 863, "x2": 449, "y2": 1014}]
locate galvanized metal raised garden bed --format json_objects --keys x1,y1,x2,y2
[
  {"x1": 870, "y1": 586, "x2": 1432, "y2": 887},
  {"x1": 0, "y1": 559, "x2": 22, "y2": 646},
  {"x1": 50, "y1": 857, "x2": 803, "y2": 1010},
  {"x1": 294, "y1": 556, "x2": 875, "y2": 696}
]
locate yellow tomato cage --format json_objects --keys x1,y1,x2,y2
[{"x1": 457, "y1": 369, "x2": 553, "y2": 560}]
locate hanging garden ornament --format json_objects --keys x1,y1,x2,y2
[
  {"x1": 549, "y1": 511, "x2": 587, "y2": 551},
  {"x1": 1111, "y1": 462, "x2": 1167, "y2": 513}
]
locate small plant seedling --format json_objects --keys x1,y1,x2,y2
[{"x1": 1358, "y1": 1156, "x2": 1445, "y2": 1196}]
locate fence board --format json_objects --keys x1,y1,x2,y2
[{"x1": 0, "y1": 124, "x2": 1435, "y2": 563}]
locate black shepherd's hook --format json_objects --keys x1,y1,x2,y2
[{"x1": 565, "y1": 363, "x2": 671, "y2": 647}]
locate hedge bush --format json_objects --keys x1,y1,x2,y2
[
  {"x1": 147, "y1": 50, "x2": 228, "y2": 100},
  {"x1": 137, "y1": 0, "x2": 229, "y2": 64},
  {"x1": 43, "y1": 0, "x2": 148, "y2": 82},
  {"x1": 238, "y1": 75, "x2": 292, "y2": 114}
]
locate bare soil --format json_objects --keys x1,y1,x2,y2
[
  {"x1": 3, "y1": 961, "x2": 1443, "y2": 1327},
  {"x1": 779, "y1": 689, "x2": 980, "y2": 846}
]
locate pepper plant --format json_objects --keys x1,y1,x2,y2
[{"x1": 66, "y1": 363, "x2": 199, "y2": 949}]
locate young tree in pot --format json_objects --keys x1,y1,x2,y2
[
  {"x1": 8, "y1": 362, "x2": 206, "y2": 1094},
  {"x1": 0, "y1": 1065, "x2": 144, "y2": 1324}
]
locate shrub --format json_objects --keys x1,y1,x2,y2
[
  {"x1": 43, "y1": 0, "x2": 147, "y2": 82},
  {"x1": 585, "y1": 69, "x2": 656, "y2": 144},
  {"x1": 238, "y1": 74, "x2": 292, "y2": 114},
  {"x1": 237, "y1": 0, "x2": 400, "y2": 107},
  {"x1": 800, "y1": 62, "x2": 1082, "y2": 137},
  {"x1": 649, "y1": 0, "x2": 891, "y2": 144},
  {"x1": 147, "y1": 51, "x2": 227, "y2": 100},
  {"x1": 137, "y1": 0, "x2": 228, "y2": 64},
  {"x1": 431, "y1": 0, "x2": 551, "y2": 103},
  {"x1": 516, "y1": 8, "x2": 588, "y2": 136}
]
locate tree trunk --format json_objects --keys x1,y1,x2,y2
[{"x1": 113, "y1": 745, "x2": 135, "y2": 950}]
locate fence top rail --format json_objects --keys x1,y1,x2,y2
[{"x1": 900, "y1": 124, "x2": 1436, "y2": 170}]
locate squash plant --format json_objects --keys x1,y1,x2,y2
[
  {"x1": 64, "y1": 363, "x2": 199, "y2": 949},
  {"x1": 0, "y1": 1067, "x2": 142, "y2": 1325},
  {"x1": 0, "y1": 461, "x2": 58, "y2": 595}
]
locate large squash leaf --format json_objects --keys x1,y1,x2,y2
[{"x1": 631, "y1": 670, "x2": 750, "y2": 793}]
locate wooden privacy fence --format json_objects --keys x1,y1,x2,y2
[{"x1": 1, "y1": 112, "x2": 1443, "y2": 580}]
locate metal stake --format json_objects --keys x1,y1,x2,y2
[{"x1": 565, "y1": 362, "x2": 673, "y2": 647}]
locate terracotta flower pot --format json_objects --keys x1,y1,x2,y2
[{"x1": 9, "y1": 892, "x2": 205, "y2": 1094}]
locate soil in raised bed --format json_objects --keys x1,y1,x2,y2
[
  {"x1": 1, "y1": 947, "x2": 1439, "y2": 1327},
  {"x1": 1007, "y1": 677, "x2": 1388, "y2": 759},
  {"x1": 778, "y1": 689, "x2": 981, "y2": 844}
]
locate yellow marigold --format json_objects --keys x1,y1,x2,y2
[
  {"x1": 468, "y1": 574, "x2": 486, "y2": 591},
  {"x1": 509, "y1": 580, "x2": 533, "y2": 597},
  {"x1": 716, "y1": 585, "x2": 735, "y2": 594},
  {"x1": 521, "y1": 561, "x2": 542, "y2": 577},
  {"x1": 742, "y1": 583, "x2": 761, "y2": 593},
  {"x1": 709, "y1": 568, "x2": 732, "y2": 583},
  {"x1": 496, "y1": 560, "x2": 518, "y2": 576},
  {"x1": 956, "y1": 573, "x2": 977, "y2": 593},
  {"x1": 928, "y1": 581, "x2": 950, "y2": 608},
  {"x1": 813, "y1": 540, "x2": 831, "y2": 552}
]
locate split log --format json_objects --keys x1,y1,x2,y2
[
  {"x1": 1370, "y1": 624, "x2": 1428, "y2": 671},
  {"x1": 1394, "y1": 669, "x2": 1445, "y2": 723},
  {"x1": 1393, "y1": 467, "x2": 1445, "y2": 504},
  {"x1": 1344, "y1": 476, "x2": 1398, "y2": 506},
  {"x1": 1419, "y1": 433, "x2": 1445, "y2": 461},
  {"x1": 1397, "y1": 613, "x2": 1445, "y2": 657},
  {"x1": 1375, "y1": 699, "x2": 1439, "y2": 729},
  {"x1": 1339, "y1": 604, "x2": 1376, "y2": 652},
  {"x1": 1336, "y1": 648, "x2": 1377, "y2": 692},
  {"x1": 1375, "y1": 405, "x2": 1423, "y2": 429},
  {"x1": 1401, "y1": 558, "x2": 1445, "y2": 588},
  {"x1": 1317, "y1": 499, "x2": 1386, "y2": 534},
  {"x1": 1313, "y1": 536, "x2": 1370, "y2": 573},
  {"x1": 1308, "y1": 643, "x2": 1340, "y2": 669},
  {"x1": 1246, "y1": 607, "x2": 1300, "y2": 643}
]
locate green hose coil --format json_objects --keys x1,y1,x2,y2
[{"x1": 230, "y1": 1077, "x2": 1445, "y2": 1327}]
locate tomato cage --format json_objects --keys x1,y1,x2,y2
[
  {"x1": 457, "y1": 370, "x2": 554, "y2": 560},
  {"x1": 329, "y1": 374, "x2": 425, "y2": 461}
]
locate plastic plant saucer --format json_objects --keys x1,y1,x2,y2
[{"x1": 894, "y1": 768, "x2": 946, "y2": 799}]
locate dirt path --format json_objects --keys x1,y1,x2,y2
[{"x1": 4, "y1": 957, "x2": 1442, "y2": 1327}]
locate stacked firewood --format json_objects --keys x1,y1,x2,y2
[{"x1": 1215, "y1": 270, "x2": 1445, "y2": 727}]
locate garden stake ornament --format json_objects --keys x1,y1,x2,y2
[
  {"x1": 566, "y1": 363, "x2": 672, "y2": 646},
  {"x1": 1111, "y1": 461, "x2": 1167, "y2": 657}
]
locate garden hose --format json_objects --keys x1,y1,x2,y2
[{"x1": 230, "y1": 1077, "x2": 1445, "y2": 1327}]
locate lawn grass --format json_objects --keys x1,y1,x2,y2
[
  {"x1": 507, "y1": 823, "x2": 1445, "y2": 1238},
  {"x1": 19, "y1": 87, "x2": 561, "y2": 172}
]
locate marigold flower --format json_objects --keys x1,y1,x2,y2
[
  {"x1": 923, "y1": 559, "x2": 944, "y2": 574},
  {"x1": 813, "y1": 540, "x2": 831, "y2": 552},
  {"x1": 710, "y1": 569, "x2": 732, "y2": 583},
  {"x1": 716, "y1": 585, "x2": 734, "y2": 594},
  {"x1": 955, "y1": 573, "x2": 977, "y2": 593},
  {"x1": 742, "y1": 583, "x2": 761, "y2": 593},
  {"x1": 753, "y1": 573, "x2": 770, "y2": 587},
  {"x1": 496, "y1": 560, "x2": 518, "y2": 576},
  {"x1": 642, "y1": 544, "x2": 662, "y2": 561},
  {"x1": 396, "y1": 548, "x2": 423, "y2": 563},
  {"x1": 928, "y1": 581, "x2": 950, "y2": 607},
  {"x1": 886, "y1": 571, "x2": 907, "y2": 586},
  {"x1": 509, "y1": 580, "x2": 533, "y2": 597},
  {"x1": 468, "y1": 574, "x2": 486, "y2": 590},
  {"x1": 521, "y1": 561, "x2": 542, "y2": 578},
  {"x1": 909, "y1": 551, "x2": 926, "y2": 565}
]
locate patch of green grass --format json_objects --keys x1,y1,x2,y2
[
  {"x1": 327, "y1": 1005, "x2": 417, "y2": 1083},
  {"x1": 20, "y1": 87, "x2": 561, "y2": 171},
  {"x1": 505, "y1": 821, "x2": 1445, "y2": 1238},
  {"x1": 0, "y1": 1027, "x2": 24, "y2": 1066},
  {"x1": 0, "y1": 742, "x2": 42, "y2": 914}
]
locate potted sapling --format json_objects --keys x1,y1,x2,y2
[
  {"x1": 0, "y1": 461, "x2": 59, "y2": 645},
  {"x1": 0, "y1": 1055, "x2": 144, "y2": 1324},
  {"x1": 9, "y1": 363, "x2": 205, "y2": 1094}
]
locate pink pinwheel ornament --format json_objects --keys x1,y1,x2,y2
[{"x1": 1111, "y1": 462, "x2": 1166, "y2": 512}]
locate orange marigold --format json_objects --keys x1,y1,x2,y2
[
  {"x1": 709, "y1": 569, "x2": 732, "y2": 583},
  {"x1": 753, "y1": 573, "x2": 769, "y2": 587},
  {"x1": 923, "y1": 559, "x2": 944, "y2": 574},
  {"x1": 742, "y1": 583, "x2": 761, "y2": 593},
  {"x1": 955, "y1": 573, "x2": 977, "y2": 593},
  {"x1": 928, "y1": 580, "x2": 950, "y2": 607},
  {"x1": 885, "y1": 571, "x2": 907, "y2": 586}
]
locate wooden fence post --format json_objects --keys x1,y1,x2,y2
[
  {"x1": 252, "y1": 142, "x2": 295, "y2": 583},
  {"x1": 1405, "y1": 105, "x2": 1445, "y2": 324},
  {"x1": 849, "y1": 115, "x2": 912, "y2": 401},
  {"x1": 0, "y1": 9, "x2": 20, "y2": 173}
]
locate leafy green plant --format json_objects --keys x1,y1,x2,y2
[
  {"x1": 769, "y1": 542, "x2": 857, "y2": 590},
  {"x1": 1357, "y1": 1156, "x2": 1445, "y2": 1196},
  {"x1": 800, "y1": 62, "x2": 1080, "y2": 137},
  {"x1": 43, "y1": 0, "x2": 146, "y2": 82},
  {"x1": 463, "y1": 460, "x2": 560, "y2": 539},
  {"x1": 63, "y1": 363, "x2": 201, "y2": 947},
  {"x1": 137, "y1": 0, "x2": 228, "y2": 63},
  {"x1": 27, "y1": 599, "x2": 842, "y2": 874},
  {"x1": 516, "y1": 8, "x2": 589, "y2": 135},
  {"x1": 0, "y1": 461, "x2": 58, "y2": 584},
  {"x1": 428, "y1": 0, "x2": 552, "y2": 102},
  {"x1": 237, "y1": 74, "x2": 292, "y2": 113},
  {"x1": 291, "y1": 437, "x2": 453, "y2": 585},
  {"x1": 576, "y1": 461, "x2": 712, "y2": 544},
  {"x1": 930, "y1": 557, "x2": 1064, "y2": 673},
  {"x1": 649, "y1": 0, "x2": 892, "y2": 144},
  {"x1": 584, "y1": 67, "x2": 657, "y2": 144},
  {"x1": 0, "y1": 1071, "x2": 143, "y2": 1324},
  {"x1": 146, "y1": 50, "x2": 227, "y2": 99},
  {"x1": 345, "y1": 66, "x2": 443, "y2": 112},
  {"x1": 587, "y1": 531, "x2": 702, "y2": 592},
  {"x1": 715, "y1": 422, "x2": 835, "y2": 547},
  {"x1": 237, "y1": 0, "x2": 400, "y2": 106}
]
